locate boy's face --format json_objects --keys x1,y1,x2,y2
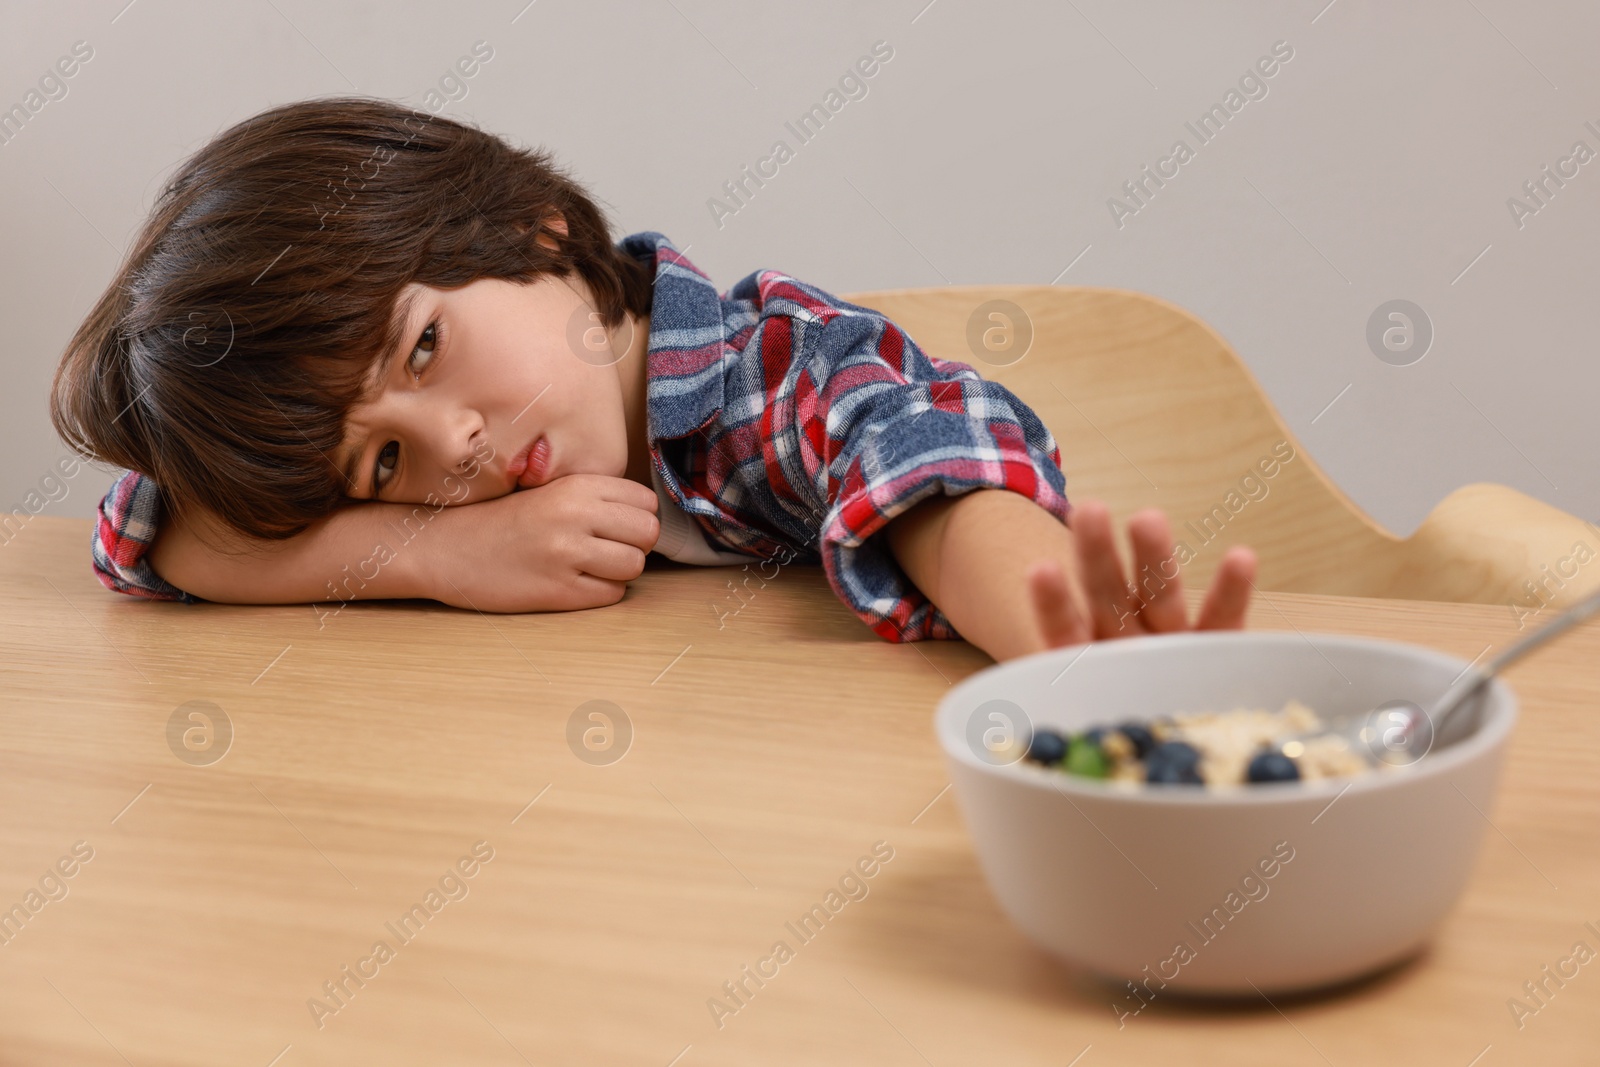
[{"x1": 338, "y1": 267, "x2": 636, "y2": 507}]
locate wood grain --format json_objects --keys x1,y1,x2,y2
[{"x1": 1, "y1": 515, "x2": 1596, "y2": 1065}]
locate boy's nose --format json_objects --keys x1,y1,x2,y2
[
  {"x1": 431, "y1": 414, "x2": 489, "y2": 477},
  {"x1": 451, "y1": 425, "x2": 486, "y2": 476}
]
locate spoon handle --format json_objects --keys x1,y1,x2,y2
[
  {"x1": 1431, "y1": 581, "x2": 1600, "y2": 729},
  {"x1": 1484, "y1": 581, "x2": 1600, "y2": 676}
]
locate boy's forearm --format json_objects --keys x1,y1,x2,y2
[
  {"x1": 885, "y1": 489, "x2": 1080, "y2": 662},
  {"x1": 147, "y1": 499, "x2": 437, "y2": 605}
]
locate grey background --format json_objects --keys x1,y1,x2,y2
[{"x1": 5, "y1": 0, "x2": 1596, "y2": 537}]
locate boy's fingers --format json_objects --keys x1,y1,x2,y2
[
  {"x1": 1028, "y1": 558, "x2": 1091, "y2": 649},
  {"x1": 1195, "y1": 545, "x2": 1258, "y2": 631},
  {"x1": 1125, "y1": 509, "x2": 1187, "y2": 632},
  {"x1": 1068, "y1": 499, "x2": 1137, "y2": 637}
]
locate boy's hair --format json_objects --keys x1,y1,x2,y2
[{"x1": 50, "y1": 95, "x2": 653, "y2": 543}]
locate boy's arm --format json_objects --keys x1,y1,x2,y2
[
  {"x1": 146, "y1": 498, "x2": 431, "y2": 605},
  {"x1": 715, "y1": 271, "x2": 1247, "y2": 646},
  {"x1": 885, "y1": 489, "x2": 1256, "y2": 663},
  {"x1": 143, "y1": 474, "x2": 661, "y2": 611},
  {"x1": 884, "y1": 489, "x2": 1074, "y2": 662}
]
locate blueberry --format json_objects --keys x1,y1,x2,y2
[
  {"x1": 1115, "y1": 721, "x2": 1156, "y2": 759},
  {"x1": 1246, "y1": 750, "x2": 1301, "y2": 783},
  {"x1": 1148, "y1": 740, "x2": 1200, "y2": 767},
  {"x1": 1144, "y1": 740, "x2": 1204, "y2": 786},
  {"x1": 1083, "y1": 726, "x2": 1107, "y2": 747},
  {"x1": 1025, "y1": 728, "x2": 1068, "y2": 766},
  {"x1": 1065, "y1": 734, "x2": 1109, "y2": 778}
]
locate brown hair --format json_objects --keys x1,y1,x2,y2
[{"x1": 50, "y1": 95, "x2": 653, "y2": 543}]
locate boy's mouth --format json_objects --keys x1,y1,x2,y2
[{"x1": 509, "y1": 434, "x2": 551, "y2": 490}]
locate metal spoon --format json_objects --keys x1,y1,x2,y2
[{"x1": 1298, "y1": 582, "x2": 1600, "y2": 768}]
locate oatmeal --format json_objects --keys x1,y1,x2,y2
[{"x1": 1017, "y1": 700, "x2": 1376, "y2": 787}]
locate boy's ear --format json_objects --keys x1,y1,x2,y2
[
  {"x1": 517, "y1": 211, "x2": 567, "y2": 252},
  {"x1": 538, "y1": 212, "x2": 567, "y2": 251}
]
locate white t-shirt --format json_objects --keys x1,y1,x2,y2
[{"x1": 649, "y1": 460, "x2": 752, "y2": 566}]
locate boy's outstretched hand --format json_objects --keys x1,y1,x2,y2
[
  {"x1": 885, "y1": 488, "x2": 1260, "y2": 663},
  {"x1": 1026, "y1": 498, "x2": 1258, "y2": 650}
]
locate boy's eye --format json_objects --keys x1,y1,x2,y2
[
  {"x1": 375, "y1": 440, "x2": 400, "y2": 493},
  {"x1": 407, "y1": 321, "x2": 439, "y2": 377},
  {"x1": 366, "y1": 319, "x2": 435, "y2": 499}
]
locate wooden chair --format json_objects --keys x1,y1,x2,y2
[{"x1": 839, "y1": 285, "x2": 1600, "y2": 617}]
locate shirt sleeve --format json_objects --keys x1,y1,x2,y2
[
  {"x1": 764, "y1": 290, "x2": 1071, "y2": 643},
  {"x1": 92, "y1": 469, "x2": 202, "y2": 603}
]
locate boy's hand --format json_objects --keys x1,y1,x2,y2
[
  {"x1": 1025, "y1": 498, "x2": 1257, "y2": 649},
  {"x1": 425, "y1": 474, "x2": 660, "y2": 613}
]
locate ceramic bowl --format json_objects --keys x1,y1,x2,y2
[{"x1": 934, "y1": 631, "x2": 1516, "y2": 996}]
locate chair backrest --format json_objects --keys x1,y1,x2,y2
[{"x1": 839, "y1": 285, "x2": 1599, "y2": 613}]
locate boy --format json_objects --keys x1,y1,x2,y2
[{"x1": 51, "y1": 97, "x2": 1257, "y2": 664}]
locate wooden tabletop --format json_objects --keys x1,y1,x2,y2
[{"x1": 2, "y1": 515, "x2": 1596, "y2": 1066}]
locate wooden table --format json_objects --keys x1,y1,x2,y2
[{"x1": 2, "y1": 515, "x2": 1596, "y2": 1066}]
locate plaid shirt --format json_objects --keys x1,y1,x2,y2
[{"x1": 91, "y1": 231, "x2": 1071, "y2": 642}]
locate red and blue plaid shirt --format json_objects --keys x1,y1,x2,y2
[{"x1": 91, "y1": 231, "x2": 1072, "y2": 642}]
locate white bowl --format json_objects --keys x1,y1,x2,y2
[{"x1": 934, "y1": 631, "x2": 1517, "y2": 996}]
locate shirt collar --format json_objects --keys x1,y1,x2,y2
[{"x1": 617, "y1": 231, "x2": 729, "y2": 443}]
